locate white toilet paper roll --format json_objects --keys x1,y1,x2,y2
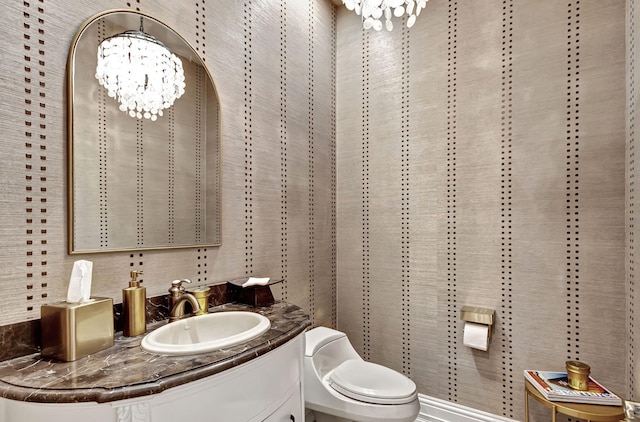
[{"x1": 463, "y1": 322, "x2": 489, "y2": 351}]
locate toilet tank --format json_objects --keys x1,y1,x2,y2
[{"x1": 305, "y1": 327, "x2": 361, "y2": 378}]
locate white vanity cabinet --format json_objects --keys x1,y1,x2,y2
[
  {"x1": 261, "y1": 387, "x2": 302, "y2": 422},
  {"x1": 0, "y1": 334, "x2": 304, "y2": 422}
]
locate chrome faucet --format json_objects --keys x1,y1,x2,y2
[{"x1": 168, "y1": 279, "x2": 202, "y2": 322}]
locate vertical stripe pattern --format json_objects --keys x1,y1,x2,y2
[
  {"x1": 500, "y1": 0, "x2": 514, "y2": 417},
  {"x1": 330, "y1": 6, "x2": 338, "y2": 329},
  {"x1": 629, "y1": 0, "x2": 637, "y2": 400},
  {"x1": 243, "y1": 0, "x2": 254, "y2": 277},
  {"x1": 280, "y1": 0, "x2": 289, "y2": 301},
  {"x1": 22, "y1": 0, "x2": 50, "y2": 314},
  {"x1": 566, "y1": 0, "x2": 581, "y2": 361},
  {"x1": 446, "y1": 0, "x2": 459, "y2": 402},
  {"x1": 400, "y1": 17, "x2": 411, "y2": 377},
  {"x1": 308, "y1": 0, "x2": 316, "y2": 325},
  {"x1": 361, "y1": 28, "x2": 371, "y2": 361}
]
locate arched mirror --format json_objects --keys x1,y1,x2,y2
[{"x1": 67, "y1": 10, "x2": 221, "y2": 254}]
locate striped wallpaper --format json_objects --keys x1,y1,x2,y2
[
  {"x1": 0, "y1": 0, "x2": 634, "y2": 420},
  {"x1": 0, "y1": 1, "x2": 336, "y2": 329},
  {"x1": 337, "y1": 0, "x2": 626, "y2": 419}
]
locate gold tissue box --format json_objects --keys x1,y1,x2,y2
[{"x1": 40, "y1": 297, "x2": 114, "y2": 361}]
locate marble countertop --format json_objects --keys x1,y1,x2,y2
[{"x1": 0, "y1": 302, "x2": 310, "y2": 404}]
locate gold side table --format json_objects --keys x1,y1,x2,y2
[{"x1": 525, "y1": 379, "x2": 624, "y2": 422}]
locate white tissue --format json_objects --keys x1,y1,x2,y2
[
  {"x1": 242, "y1": 277, "x2": 270, "y2": 288},
  {"x1": 66, "y1": 260, "x2": 93, "y2": 303},
  {"x1": 463, "y1": 322, "x2": 489, "y2": 351}
]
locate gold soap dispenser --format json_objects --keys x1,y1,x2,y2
[{"x1": 123, "y1": 270, "x2": 146, "y2": 337}]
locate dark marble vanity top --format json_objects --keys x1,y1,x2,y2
[{"x1": 0, "y1": 302, "x2": 310, "y2": 404}]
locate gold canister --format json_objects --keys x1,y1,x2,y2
[
  {"x1": 189, "y1": 286, "x2": 211, "y2": 315},
  {"x1": 566, "y1": 360, "x2": 590, "y2": 391}
]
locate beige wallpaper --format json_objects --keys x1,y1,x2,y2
[
  {"x1": 337, "y1": 0, "x2": 626, "y2": 420},
  {"x1": 0, "y1": 0, "x2": 633, "y2": 419},
  {"x1": 0, "y1": 0, "x2": 336, "y2": 328}
]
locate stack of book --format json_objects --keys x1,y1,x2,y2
[{"x1": 524, "y1": 370, "x2": 622, "y2": 406}]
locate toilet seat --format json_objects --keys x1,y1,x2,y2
[{"x1": 328, "y1": 360, "x2": 417, "y2": 405}]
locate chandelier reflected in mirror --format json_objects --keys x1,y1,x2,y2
[
  {"x1": 343, "y1": 0, "x2": 428, "y2": 31},
  {"x1": 95, "y1": 18, "x2": 186, "y2": 121}
]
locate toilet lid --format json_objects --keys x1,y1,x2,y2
[{"x1": 328, "y1": 360, "x2": 417, "y2": 405}]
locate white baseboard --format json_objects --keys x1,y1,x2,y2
[
  {"x1": 305, "y1": 393, "x2": 516, "y2": 422},
  {"x1": 417, "y1": 394, "x2": 516, "y2": 422}
]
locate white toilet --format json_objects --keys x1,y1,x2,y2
[{"x1": 304, "y1": 327, "x2": 420, "y2": 422}]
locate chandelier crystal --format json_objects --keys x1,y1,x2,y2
[
  {"x1": 343, "y1": 0, "x2": 428, "y2": 31},
  {"x1": 95, "y1": 29, "x2": 186, "y2": 121}
]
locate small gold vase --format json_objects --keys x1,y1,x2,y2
[{"x1": 566, "y1": 360, "x2": 590, "y2": 391}]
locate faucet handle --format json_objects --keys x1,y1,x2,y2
[
  {"x1": 169, "y1": 279, "x2": 192, "y2": 295},
  {"x1": 171, "y1": 278, "x2": 192, "y2": 287}
]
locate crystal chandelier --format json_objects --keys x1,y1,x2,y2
[
  {"x1": 343, "y1": 0, "x2": 428, "y2": 31},
  {"x1": 95, "y1": 21, "x2": 185, "y2": 121}
]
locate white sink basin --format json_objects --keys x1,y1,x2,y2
[{"x1": 141, "y1": 311, "x2": 271, "y2": 355}]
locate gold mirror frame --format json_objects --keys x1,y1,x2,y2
[{"x1": 67, "y1": 10, "x2": 221, "y2": 254}]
